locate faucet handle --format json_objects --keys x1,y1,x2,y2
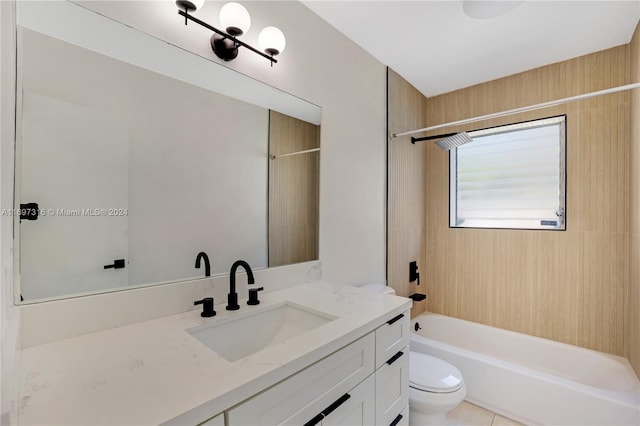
[
  {"x1": 194, "y1": 297, "x2": 216, "y2": 317},
  {"x1": 247, "y1": 287, "x2": 264, "y2": 305}
]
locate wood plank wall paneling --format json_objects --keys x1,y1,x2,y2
[
  {"x1": 421, "y1": 45, "x2": 631, "y2": 356},
  {"x1": 268, "y1": 111, "x2": 320, "y2": 267},
  {"x1": 387, "y1": 69, "x2": 428, "y2": 316},
  {"x1": 629, "y1": 22, "x2": 640, "y2": 377},
  {"x1": 384, "y1": 44, "x2": 631, "y2": 358}
]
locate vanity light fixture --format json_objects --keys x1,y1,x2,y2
[
  {"x1": 175, "y1": 1, "x2": 286, "y2": 66},
  {"x1": 176, "y1": 0, "x2": 205, "y2": 24}
]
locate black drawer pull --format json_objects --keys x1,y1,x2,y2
[
  {"x1": 387, "y1": 313, "x2": 405, "y2": 325},
  {"x1": 386, "y1": 350, "x2": 404, "y2": 365},
  {"x1": 322, "y1": 393, "x2": 351, "y2": 417},
  {"x1": 390, "y1": 413, "x2": 403, "y2": 426},
  {"x1": 303, "y1": 393, "x2": 351, "y2": 426},
  {"x1": 303, "y1": 413, "x2": 324, "y2": 426}
]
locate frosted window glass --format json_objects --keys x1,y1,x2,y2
[{"x1": 450, "y1": 116, "x2": 566, "y2": 230}]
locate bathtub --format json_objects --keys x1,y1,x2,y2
[{"x1": 410, "y1": 313, "x2": 640, "y2": 425}]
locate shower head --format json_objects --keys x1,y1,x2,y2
[
  {"x1": 410, "y1": 131, "x2": 474, "y2": 150},
  {"x1": 435, "y1": 132, "x2": 473, "y2": 150}
]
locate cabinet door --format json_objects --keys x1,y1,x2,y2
[
  {"x1": 228, "y1": 333, "x2": 374, "y2": 425},
  {"x1": 375, "y1": 311, "x2": 410, "y2": 369},
  {"x1": 321, "y1": 374, "x2": 375, "y2": 426},
  {"x1": 375, "y1": 346, "x2": 409, "y2": 426}
]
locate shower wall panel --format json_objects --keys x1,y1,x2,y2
[{"x1": 423, "y1": 45, "x2": 631, "y2": 357}]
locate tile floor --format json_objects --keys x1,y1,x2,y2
[{"x1": 443, "y1": 401, "x2": 524, "y2": 426}]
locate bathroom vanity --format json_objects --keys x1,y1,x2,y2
[{"x1": 18, "y1": 282, "x2": 411, "y2": 425}]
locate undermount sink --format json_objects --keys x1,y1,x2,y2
[{"x1": 187, "y1": 302, "x2": 337, "y2": 362}]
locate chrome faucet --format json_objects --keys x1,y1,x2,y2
[
  {"x1": 227, "y1": 260, "x2": 254, "y2": 310},
  {"x1": 195, "y1": 252, "x2": 211, "y2": 277}
]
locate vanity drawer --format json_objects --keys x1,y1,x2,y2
[
  {"x1": 320, "y1": 374, "x2": 375, "y2": 426},
  {"x1": 388, "y1": 406, "x2": 409, "y2": 426},
  {"x1": 375, "y1": 311, "x2": 410, "y2": 368},
  {"x1": 375, "y1": 346, "x2": 409, "y2": 426},
  {"x1": 227, "y1": 332, "x2": 374, "y2": 425}
]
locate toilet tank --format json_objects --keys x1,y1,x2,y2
[{"x1": 360, "y1": 283, "x2": 396, "y2": 296}]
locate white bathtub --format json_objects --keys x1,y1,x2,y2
[{"x1": 410, "y1": 313, "x2": 640, "y2": 425}]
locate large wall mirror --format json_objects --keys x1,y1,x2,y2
[{"x1": 15, "y1": 1, "x2": 321, "y2": 303}]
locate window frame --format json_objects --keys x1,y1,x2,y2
[{"x1": 448, "y1": 114, "x2": 567, "y2": 231}]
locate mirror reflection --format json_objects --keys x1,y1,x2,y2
[
  {"x1": 268, "y1": 112, "x2": 320, "y2": 267},
  {"x1": 16, "y1": 23, "x2": 320, "y2": 303}
]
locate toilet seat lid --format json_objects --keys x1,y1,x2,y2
[{"x1": 409, "y1": 352, "x2": 464, "y2": 393}]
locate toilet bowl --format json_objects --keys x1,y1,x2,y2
[
  {"x1": 408, "y1": 351, "x2": 466, "y2": 425},
  {"x1": 359, "y1": 283, "x2": 466, "y2": 424}
]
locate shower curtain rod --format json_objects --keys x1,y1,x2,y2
[
  {"x1": 391, "y1": 82, "x2": 640, "y2": 139},
  {"x1": 270, "y1": 147, "x2": 320, "y2": 160}
]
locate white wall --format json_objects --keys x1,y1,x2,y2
[
  {"x1": 1, "y1": 1, "x2": 21, "y2": 424},
  {"x1": 250, "y1": 1, "x2": 387, "y2": 284},
  {"x1": 2, "y1": 1, "x2": 387, "y2": 421},
  {"x1": 75, "y1": 0, "x2": 388, "y2": 286}
]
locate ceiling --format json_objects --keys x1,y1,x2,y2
[{"x1": 302, "y1": 1, "x2": 640, "y2": 97}]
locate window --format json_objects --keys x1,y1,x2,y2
[{"x1": 450, "y1": 115, "x2": 566, "y2": 230}]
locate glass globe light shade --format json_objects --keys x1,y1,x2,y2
[
  {"x1": 258, "y1": 26, "x2": 286, "y2": 56},
  {"x1": 175, "y1": 0, "x2": 205, "y2": 13},
  {"x1": 219, "y1": 2, "x2": 251, "y2": 36}
]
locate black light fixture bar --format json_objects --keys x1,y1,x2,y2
[{"x1": 178, "y1": 10, "x2": 277, "y2": 65}]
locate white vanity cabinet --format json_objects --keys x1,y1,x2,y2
[
  {"x1": 226, "y1": 310, "x2": 410, "y2": 426},
  {"x1": 17, "y1": 281, "x2": 414, "y2": 426},
  {"x1": 227, "y1": 333, "x2": 375, "y2": 425},
  {"x1": 375, "y1": 312, "x2": 410, "y2": 426}
]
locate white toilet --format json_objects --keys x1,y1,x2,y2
[
  {"x1": 408, "y1": 351, "x2": 466, "y2": 425},
  {"x1": 359, "y1": 283, "x2": 467, "y2": 425}
]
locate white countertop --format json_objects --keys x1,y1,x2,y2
[{"x1": 19, "y1": 281, "x2": 411, "y2": 425}]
